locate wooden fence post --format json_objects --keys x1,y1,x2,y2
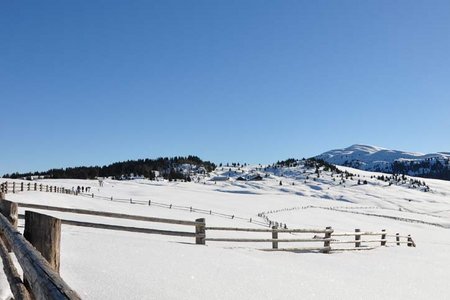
[
  {"x1": 0, "y1": 195, "x2": 19, "y2": 252},
  {"x1": 323, "y1": 226, "x2": 332, "y2": 253},
  {"x1": 381, "y1": 229, "x2": 386, "y2": 246},
  {"x1": 272, "y1": 226, "x2": 278, "y2": 249},
  {"x1": 39, "y1": 184, "x2": 42, "y2": 192},
  {"x1": 27, "y1": 183, "x2": 30, "y2": 191},
  {"x1": 24, "y1": 211, "x2": 61, "y2": 273},
  {"x1": 13, "y1": 182, "x2": 16, "y2": 193},
  {"x1": 396, "y1": 233, "x2": 400, "y2": 246},
  {"x1": 34, "y1": 183, "x2": 37, "y2": 191},
  {"x1": 355, "y1": 228, "x2": 361, "y2": 248},
  {"x1": 195, "y1": 218, "x2": 205, "y2": 245},
  {"x1": 407, "y1": 235, "x2": 413, "y2": 247},
  {"x1": 5, "y1": 182, "x2": 8, "y2": 194},
  {"x1": 21, "y1": 182, "x2": 24, "y2": 192}
]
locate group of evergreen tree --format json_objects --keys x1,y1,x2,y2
[
  {"x1": 3, "y1": 155, "x2": 216, "y2": 181},
  {"x1": 272, "y1": 157, "x2": 343, "y2": 175},
  {"x1": 392, "y1": 158, "x2": 450, "y2": 181},
  {"x1": 372, "y1": 174, "x2": 430, "y2": 191}
]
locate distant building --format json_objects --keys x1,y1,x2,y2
[{"x1": 248, "y1": 174, "x2": 263, "y2": 181}]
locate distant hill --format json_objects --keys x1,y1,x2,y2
[
  {"x1": 2, "y1": 156, "x2": 216, "y2": 181},
  {"x1": 316, "y1": 144, "x2": 450, "y2": 180},
  {"x1": 208, "y1": 157, "x2": 430, "y2": 194}
]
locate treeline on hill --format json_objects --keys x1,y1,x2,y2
[
  {"x1": 392, "y1": 158, "x2": 450, "y2": 181},
  {"x1": 274, "y1": 157, "x2": 344, "y2": 174},
  {"x1": 3, "y1": 156, "x2": 216, "y2": 181}
]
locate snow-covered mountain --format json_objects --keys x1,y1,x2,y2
[{"x1": 316, "y1": 144, "x2": 450, "y2": 180}]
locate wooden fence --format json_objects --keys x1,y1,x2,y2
[
  {"x1": 203, "y1": 225, "x2": 416, "y2": 252},
  {"x1": 0, "y1": 193, "x2": 80, "y2": 300},
  {"x1": 0, "y1": 181, "x2": 74, "y2": 195},
  {"x1": 0, "y1": 196, "x2": 206, "y2": 299},
  {"x1": 0, "y1": 181, "x2": 269, "y2": 226},
  {"x1": 13, "y1": 201, "x2": 416, "y2": 253},
  {"x1": 0, "y1": 181, "x2": 417, "y2": 299},
  {"x1": 1, "y1": 180, "x2": 417, "y2": 252},
  {"x1": 16, "y1": 202, "x2": 204, "y2": 239}
]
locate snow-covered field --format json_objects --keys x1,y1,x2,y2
[{"x1": 1, "y1": 165, "x2": 450, "y2": 299}]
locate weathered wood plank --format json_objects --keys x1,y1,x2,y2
[
  {"x1": 355, "y1": 228, "x2": 361, "y2": 248},
  {"x1": 261, "y1": 246, "x2": 331, "y2": 252},
  {"x1": 331, "y1": 246, "x2": 378, "y2": 251},
  {"x1": 0, "y1": 197, "x2": 18, "y2": 252},
  {"x1": 332, "y1": 231, "x2": 387, "y2": 236},
  {"x1": 272, "y1": 226, "x2": 278, "y2": 249},
  {"x1": 205, "y1": 238, "x2": 332, "y2": 243},
  {"x1": 61, "y1": 219, "x2": 196, "y2": 237},
  {"x1": 17, "y1": 202, "x2": 198, "y2": 226},
  {"x1": 205, "y1": 227, "x2": 332, "y2": 233},
  {"x1": 0, "y1": 196, "x2": 18, "y2": 227},
  {"x1": 24, "y1": 211, "x2": 61, "y2": 273},
  {"x1": 323, "y1": 226, "x2": 332, "y2": 253},
  {"x1": 0, "y1": 238, "x2": 31, "y2": 300},
  {"x1": 195, "y1": 218, "x2": 205, "y2": 245},
  {"x1": 0, "y1": 213, "x2": 81, "y2": 299},
  {"x1": 330, "y1": 239, "x2": 387, "y2": 244},
  {"x1": 381, "y1": 229, "x2": 387, "y2": 246}
]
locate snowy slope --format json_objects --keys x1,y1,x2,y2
[{"x1": 1, "y1": 164, "x2": 450, "y2": 299}]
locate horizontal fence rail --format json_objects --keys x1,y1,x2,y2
[
  {"x1": 204, "y1": 238, "x2": 331, "y2": 243},
  {"x1": 62, "y1": 218, "x2": 196, "y2": 237},
  {"x1": 17, "y1": 202, "x2": 200, "y2": 226},
  {"x1": 16, "y1": 214, "x2": 197, "y2": 237},
  {"x1": 205, "y1": 227, "x2": 333, "y2": 233},
  {"x1": 262, "y1": 246, "x2": 332, "y2": 252}
]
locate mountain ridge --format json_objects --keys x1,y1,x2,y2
[{"x1": 316, "y1": 144, "x2": 450, "y2": 180}]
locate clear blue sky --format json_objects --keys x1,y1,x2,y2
[{"x1": 1, "y1": 1, "x2": 449, "y2": 175}]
